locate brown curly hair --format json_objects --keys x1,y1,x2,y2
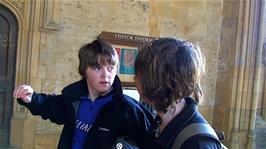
[{"x1": 134, "y1": 38, "x2": 205, "y2": 112}]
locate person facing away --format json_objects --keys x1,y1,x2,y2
[
  {"x1": 13, "y1": 39, "x2": 153, "y2": 149},
  {"x1": 134, "y1": 37, "x2": 222, "y2": 149}
]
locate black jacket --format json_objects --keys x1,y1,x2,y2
[
  {"x1": 18, "y1": 76, "x2": 153, "y2": 149},
  {"x1": 145, "y1": 97, "x2": 221, "y2": 149}
]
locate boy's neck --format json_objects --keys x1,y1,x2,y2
[
  {"x1": 157, "y1": 98, "x2": 186, "y2": 133},
  {"x1": 89, "y1": 87, "x2": 113, "y2": 101}
]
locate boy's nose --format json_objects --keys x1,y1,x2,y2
[{"x1": 101, "y1": 67, "x2": 108, "y2": 77}]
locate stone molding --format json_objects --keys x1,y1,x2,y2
[
  {"x1": 40, "y1": 0, "x2": 59, "y2": 32},
  {"x1": 9, "y1": 0, "x2": 24, "y2": 15}
]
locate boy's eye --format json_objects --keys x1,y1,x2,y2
[
  {"x1": 93, "y1": 66, "x2": 101, "y2": 70},
  {"x1": 107, "y1": 66, "x2": 114, "y2": 71}
]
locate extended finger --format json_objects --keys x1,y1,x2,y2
[
  {"x1": 21, "y1": 86, "x2": 33, "y2": 98},
  {"x1": 13, "y1": 86, "x2": 22, "y2": 98},
  {"x1": 14, "y1": 85, "x2": 27, "y2": 98}
]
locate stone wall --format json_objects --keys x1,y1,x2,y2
[
  {"x1": 4, "y1": 0, "x2": 227, "y2": 148},
  {"x1": 32, "y1": 1, "x2": 223, "y2": 148},
  {"x1": 39, "y1": 0, "x2": 222, "y2": 117}
]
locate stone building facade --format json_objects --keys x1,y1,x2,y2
[{"x1": 0, "y1": 0, "x2": 265, "y2": 149}]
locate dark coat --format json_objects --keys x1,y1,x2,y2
[
  {"x1": 18, "y1": 76, "x2": 153, "y2": 149},
  {"x1": 145, "y1": 97, "x2": 221, "y2": 149}
]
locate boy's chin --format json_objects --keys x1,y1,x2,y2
[{"x1": 99, "y1": 87, "x2": 113, "y2": 94}]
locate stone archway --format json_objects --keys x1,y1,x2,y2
[
  {"x1": 0, "y1": 0, "x2": 59, "y2": 148},
  {"x1": 0, "y1": 1, "x2": 40, "y2": 148}
]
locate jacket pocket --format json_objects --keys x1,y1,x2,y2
[{"x1": 97, "y1": 127, "x2": 116, "y2": 148}]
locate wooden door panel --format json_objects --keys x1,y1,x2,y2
[
  {"x1": 0, "y1": 5, "x2": 18, "y2": 145},
  {"x1": 0, "y1": 14, "x2": 8, "y2": 130}
]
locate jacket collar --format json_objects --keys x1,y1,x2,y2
[
  {"x1": 153, "y1": 97, "x2": 197, "y2": 148},
  {"x1": 111, "y1": 75, "x2": 123, "y2": 102},
  {"x1": 62, "y1": 75, "x2": 123, "y2": 103}
]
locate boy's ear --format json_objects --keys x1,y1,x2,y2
[
  {"x1": 115, "y1": 64, "x2": 119, "y2": 74},
  {"x1": 115, "y1": 67, "x2": 118, "y2": 74}
]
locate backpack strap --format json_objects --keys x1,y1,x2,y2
[{"x1": 171, "y1": 123, "x2": 220, "y2": 149}]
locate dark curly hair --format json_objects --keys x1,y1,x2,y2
[{"x1": 134, "y1": 38, "x2": 205, "y2": 112}]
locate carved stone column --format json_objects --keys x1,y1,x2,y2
[
  {"x1": 247, "y1": 1, "x2": 266, "y2": 149},
  {"x1": 214, "y1": 0, "x2": 266, "y2": 149},
  {"x1": 226, "y1": 0, "x2": 265, "y2": 148}
]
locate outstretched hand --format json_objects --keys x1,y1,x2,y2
[{"x1": 13, "y1": 85, "x2": 34, "y2": 103}]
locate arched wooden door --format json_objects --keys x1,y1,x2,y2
[{"x1": 0, "y1": 5, "x2": 18, "y2": 145}]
